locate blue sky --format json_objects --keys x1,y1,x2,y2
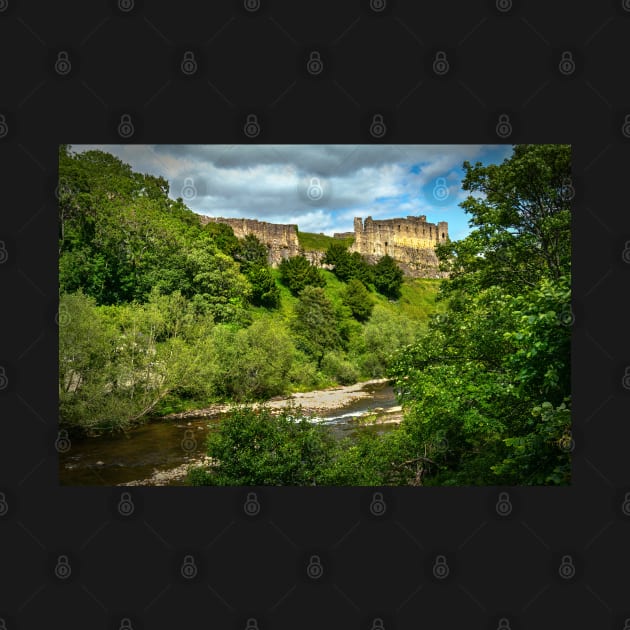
[{"x1": 71, "y1": 144, "x2": 513, "y2": 241}]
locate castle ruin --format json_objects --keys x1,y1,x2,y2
[
  {"x1": 197, "y1": 213, "x2": 448, "y2": 278},
  {"x1": 350, "y1": 215, "x2": 448, "y2": 278}
]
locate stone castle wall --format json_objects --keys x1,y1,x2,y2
[
  {"x1": 197, "y1": 213, "x2": 448, "y2": 278},
  {"x1": 350, "y1": 215, "x2": 448, "y2": 278},
  {"x1": 199, "y1": 216, "x2": 301, "y2": 267}
]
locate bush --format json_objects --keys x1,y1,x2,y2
[
  {"x1": 320, "y1": 351, "x2": 359, "y2": 385},
  {"x1": 188, "y1": 406, "x2": 336, "y2": 485}
]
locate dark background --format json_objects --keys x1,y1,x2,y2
[{"x1": 1, "y1": 0, "x2": 629, "y2": 628}]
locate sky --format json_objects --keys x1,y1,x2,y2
[{"x1": 70, "y1": 144, "x2": 513, "y2": 241}]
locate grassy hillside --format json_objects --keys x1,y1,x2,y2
[{"x1": 297, "y1": 230, "x2": 354, "y2": 251}]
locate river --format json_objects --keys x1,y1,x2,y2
[{"x1": 58, "y1": 380, "x2": 400, "y2": 486}]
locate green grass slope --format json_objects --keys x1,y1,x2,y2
[{"x1": 297, "y1": 231, "x2": 354, "y2": 251}]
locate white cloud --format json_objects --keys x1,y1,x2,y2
[{"x1": 69, "y1": 144, "x2": 507, "y2": 237}]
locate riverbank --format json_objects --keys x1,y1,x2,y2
[
  {"x1": 161, "y1": 378, "x2": 393, "y2": 421},
  {"x1": 60, "y1": 379, "x2": 401, "y2": 487}
]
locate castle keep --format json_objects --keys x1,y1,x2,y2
[
  {"x1": 197, "y1": 213, "x2": 447, "y2": 278},
  {"x1": 350, "y1": 215, "x2": 448, "y2": 278}
]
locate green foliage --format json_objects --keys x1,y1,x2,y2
[
  {"x1": 387, "y1": 144, "x2": 572, "y2": 486},
  {"x1": 59, "y1": 289, "x2": 216, "y2": 434},
  {"x1": 278, "y1": 255, "x2": 326, "y2": 295},
  {"x1": 436, "y1": 143, "x2": 571, "y2": 295},
  {"x1": 297, "y1": 231, "x2": 353, "y2": 251},
  {"x1": 342, "y1": 278, "x2": 374, "y2": 322},
  {"x1": 207, "y1": 318, "x2": 295, "y2": 401},
  {"x1": 372, "y1": 255, "x2": 404, "y2": 299},
  {"x1": 323, "y1": 244, "x2": 373, "y2": 285},
  {"x1": 291, "y1": 286, "x2": 342, "y2": 366},
  {"x1": 351, "y1": 305, "x2": 418, "y2": 378},
  {"x1": 236, "y1": 233, "x2": 269, "y2": 274},
  {"x1": 188, "y1": 406, "x2": 337, "y2": 486},
  {"x1": 202, "y1": 221, "x2": 240, "y2": 257},
  {"x1": 320, "y1": 351, "x2": 359, "y2": 385},
  {"x1": 58, "y1": 146, "x2": 251, "y2": 319},
  {"x1": 247, "y1": 265, "x2": 281, "y2": 309}
]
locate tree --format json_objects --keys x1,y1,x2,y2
[
  {"x1": 436, "y1": 144, "x2": 571, "y2": 294},
  {"x1": 387, "y1": 144, "x2": 572, "y2": 486},
  {"x1": 291, "y1": 286, "x2": 342, "y2": 366},
  {"x1": 235, "y1": 233, "x2": 270, "y2": 274},
  {"x1": 247, "y1": 265, "x2": 281, "y2": 308},
  {"x1": 202, "y1": 221, "x2": 240, "y2": 257},
  {"x1": 323, "y1": 244, "x2": 373, "y2": 285},
  {"x1": 188, "y1": 406, "x2": 337, "y2": 486},
  {"x1": 372, "y1": 255, "x2": 404, "y2": 299},
  {"x1": 342, "y1": 278, "x2": 374, "y2": 322},
  {"x1": 278, "y1": 255, "x2": 326, "y2": 295}
]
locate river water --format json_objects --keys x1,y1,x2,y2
[{"x1": 58, "y1": 381, "x2": 399, "y2": 486}]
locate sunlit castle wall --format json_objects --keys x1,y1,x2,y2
[{"x1": 350, "y1": 215, "x2": 449, "y2": 278}]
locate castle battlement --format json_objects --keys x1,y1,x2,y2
[
  {"x1": 197, "y1": 213, "x2": 448, "y2": 278},
  {"x1": 350, "y1": 215, "x2": 448, "y2": 278}
]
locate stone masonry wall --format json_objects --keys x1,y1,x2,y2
[
  {"x1": 197, "y1": 213, "x2": 448, "y2": 278},
  {"x1": 350, "y1": 215, "x2": 449, "y2": 278},
  {"x1": 199, "y1": 216, "x2": 301, "y2": 267}
]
